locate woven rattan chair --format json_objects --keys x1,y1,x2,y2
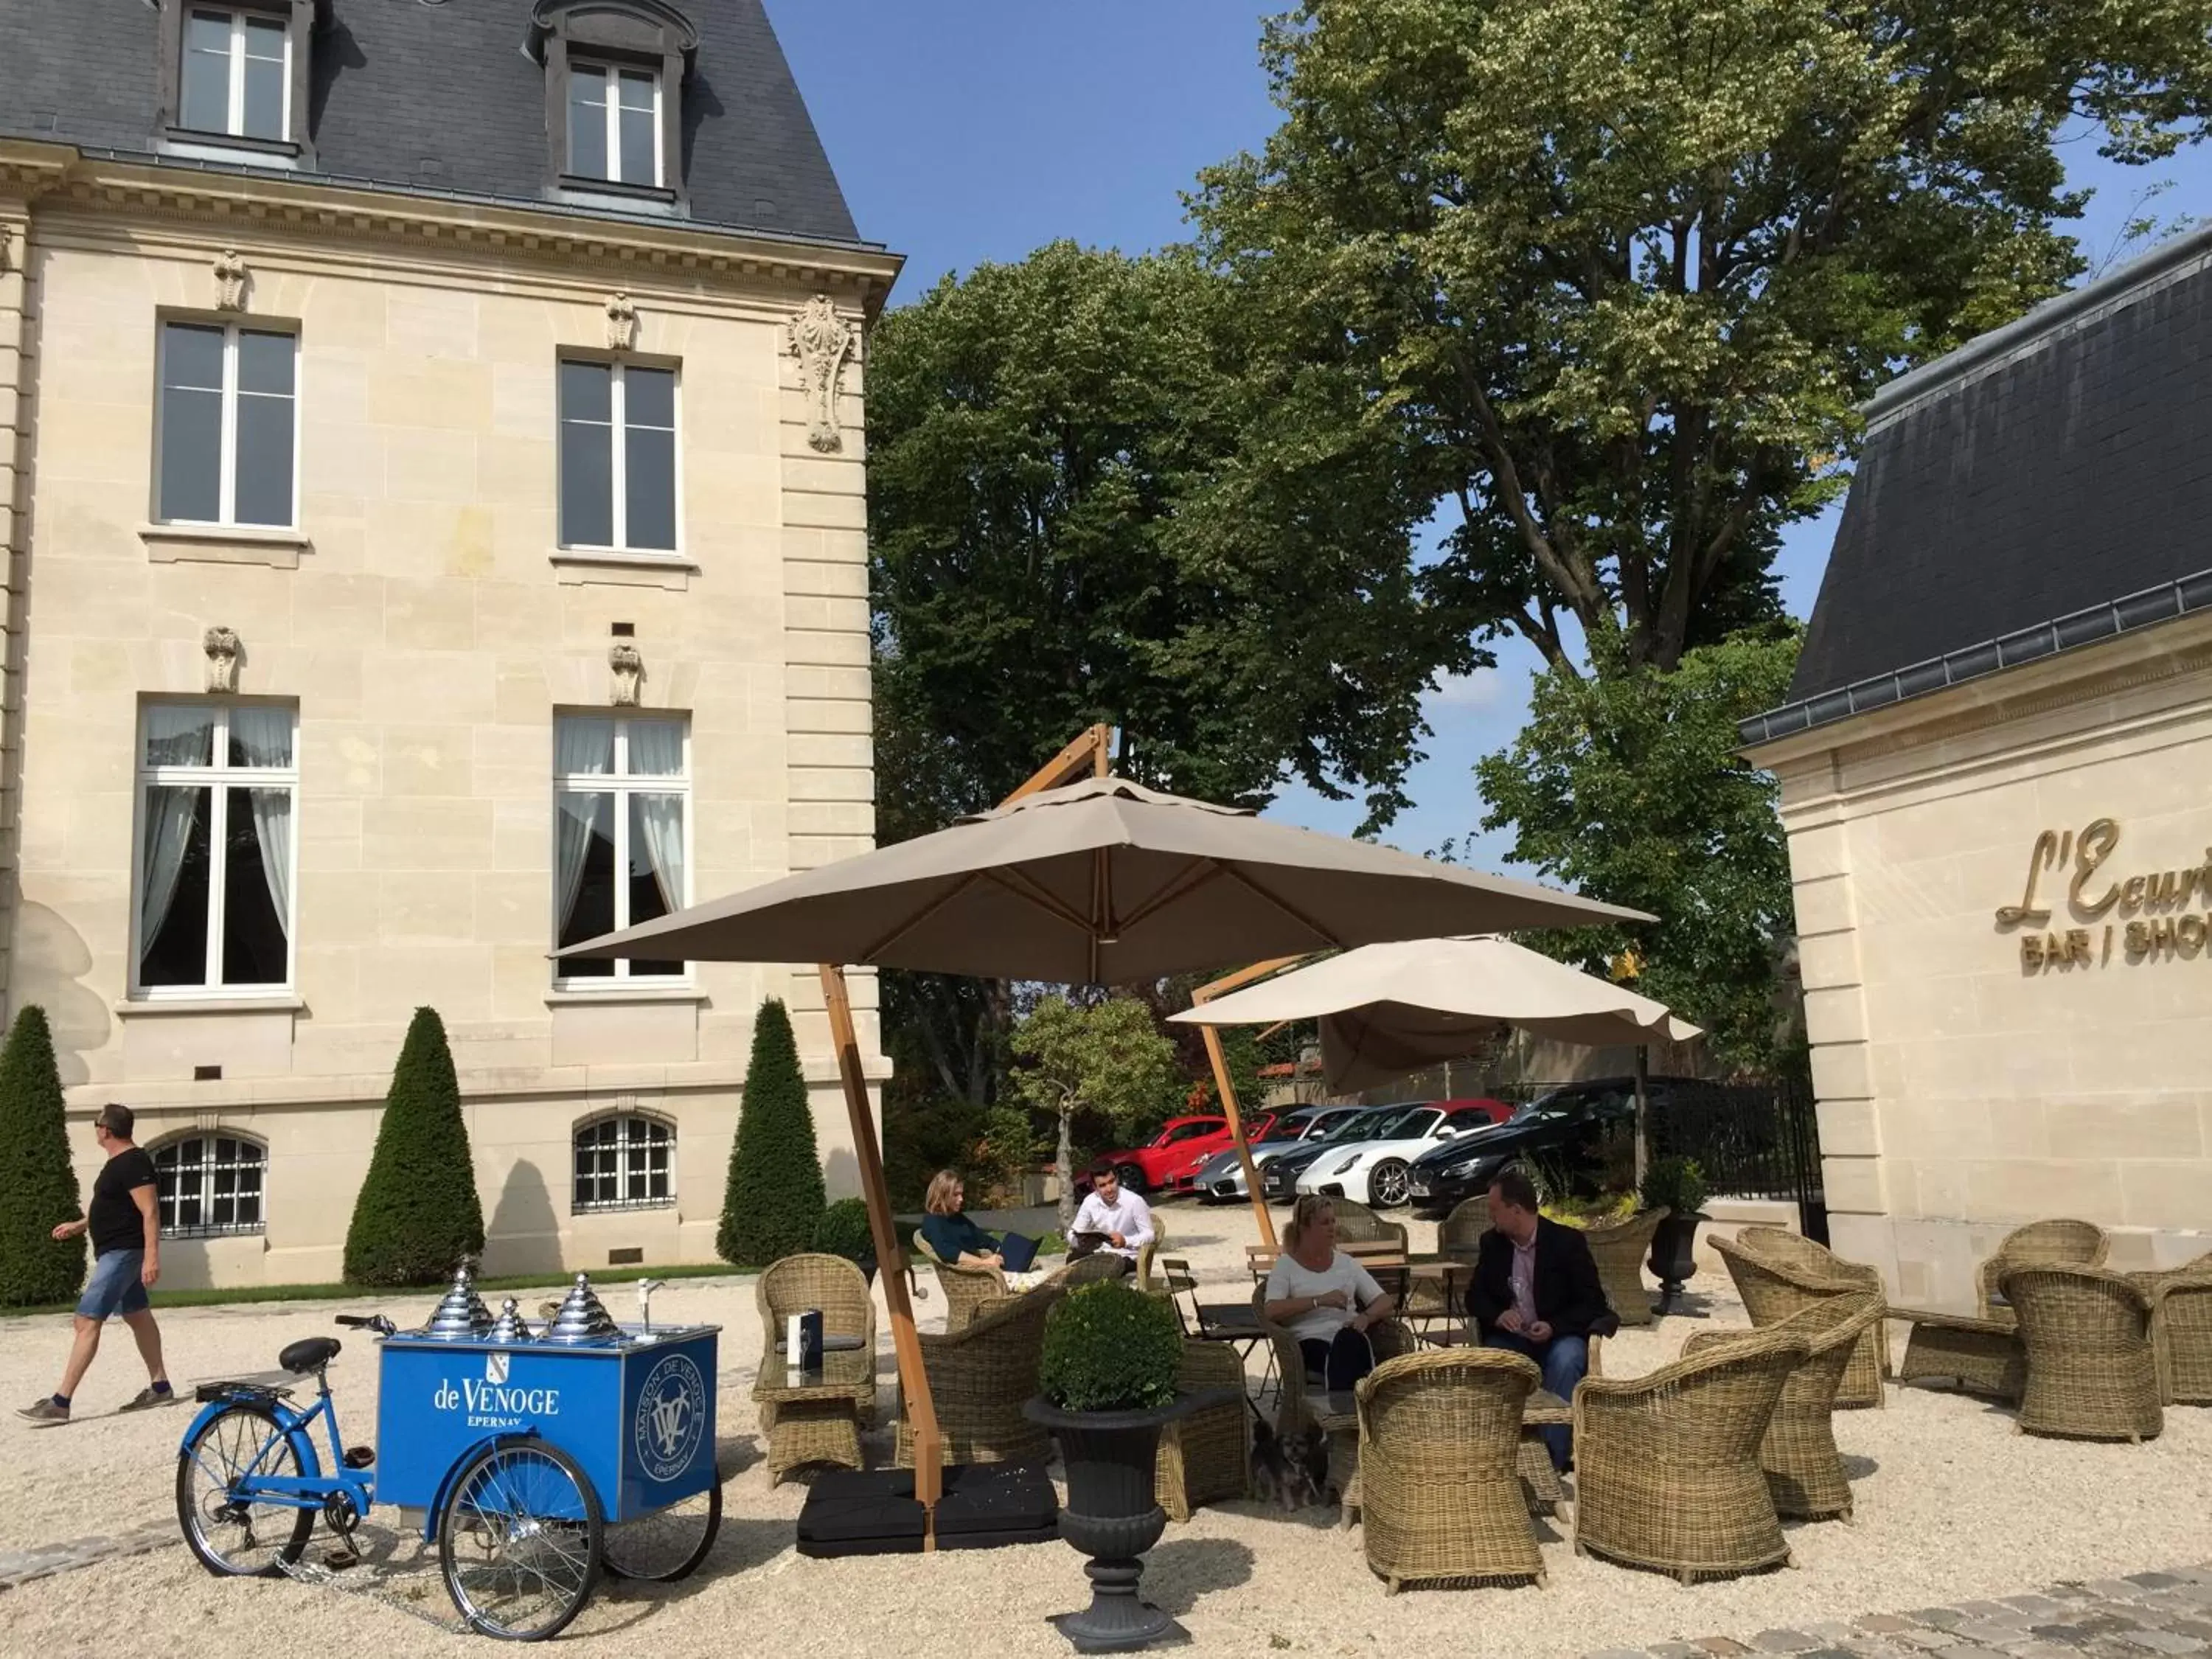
[
  {"x1": 1357, "y1": 1347, "x2": 1546, "y2": 1592},
  {"x1": 2134, "y1": 1252, "x2": 2212, "y2": 1406},
  {"x1": 1329, "y1": 1199, "x2": 1410, "y2": 1253},
  {"x1": 1572, "y1": 1326, "x2": 1809, "y2": 1582},
  {"x1": 1155, "y1": 1339, "x2": 1248, "y2": 1522},
  {"x1": 1716, "y1": 1228, "x2": 1887, "y2": 1408},
  {"x1": 1977, "y1": 1220, "x2": 2110, "y2": 1321},
  {"x1": 1584, "y1": 1208, "x2": 1668, "y2": 1328},
  {"x1": 2000, "y1": 1265, "x2": 2161, "y2": 1442},
  {"x1": 757, "y1": 1252, "x2": 877, "y2": 1420},
  {"x1": 1683, "y1": 1294, "x2": 1881, "y2": 1520},
  {"x1": 894, "y1": 1279, "x2": 1066, "y2": 1468},
  {"x1": 911, "y1": 1229, "x2": 1009, "y2": 1332},
  {"x1": 1136, "y1": 1215, "x2": 1168, "y2": 1293},
  {"x1": 1439, "y1": 1197, "x2": 1494, "y2": 1262}
]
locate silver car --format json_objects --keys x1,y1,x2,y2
[{"x1": 1191, "y1": 1106, "x2": 1365, "y2": 1200}]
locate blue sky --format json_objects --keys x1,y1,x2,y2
[{"x1": 768, "y1": 1, "x2": 2212, "y2": 866}]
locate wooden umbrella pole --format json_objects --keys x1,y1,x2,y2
[
  {"x1": 819, "y1": 962, "x2": 941, "y2": 1540},
  {"x1": 1194, "y1": 956, "x2": 1311, "y2": 1251}
]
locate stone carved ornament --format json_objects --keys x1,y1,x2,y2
[
  {"x1": 213, "y1": 248, "x2": 249, "y2": 312},
  {"x1": 787, "y1": 294, "x2": 855, "y2": 453},
  {"x1": 609, "y1": 641, "x2": 643, "y2": 706},
  {"x1": 605, "y1": 291, "x2": 639, "y2": 352},
  {"x1": 204, "y1": 626, "x2": 241, "y2": 693}
]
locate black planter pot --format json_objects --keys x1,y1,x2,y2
[
  {"x1": 1648, "y1": 1211, "x2": 1709, "y2": 1314},
  {"x1": 1024, "y1": 1388, "x2": 1239, "y2": 1653}
]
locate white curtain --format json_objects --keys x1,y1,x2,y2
[
  {"x1": 144, "y1": 705, "x2": 214, "y2": 768},
  {"x1": 139, "y1": 786, "x2": 201, "y2": 962},
  {"x1": 229, "y1": 709, "x2": 294, "y2": 950},
  {"x1": 227, "y1": 706, "x2": 292, "y2": 768},
  {"x1": 555, "y1": 719, "x2": 615, "y2": 941},
  {"x1": 623, "y1": 722, "x2": 686, "y2": 917}
]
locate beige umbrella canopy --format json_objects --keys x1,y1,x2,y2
[
  {"x1": 557, "y1": 775, "x2": 1649, "y2": 978},
  {"x1": 1169, "y1": 934, "x2": 1698, "y2": 1093}
]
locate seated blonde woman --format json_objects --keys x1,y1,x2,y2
[
  {"x1": 920, "y1": 1171, "x2": 1048, "y2": 1291},
  {"x1": 1264, "y1": 1194, "x2": 1394, "y2": 1391}
]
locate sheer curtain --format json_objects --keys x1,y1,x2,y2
[
  {"x1": 229, "y1": 709, "x2": 294, "y2": 950},
  {"x1": 555, "y1": 719, "x2": 614, "y2": 942},
  {"x1": 139, "y1": 787, "x2": 200, "y2": 965},
  {"x1": 625, "y1": 722, "x2": 686, "y2": 917}
]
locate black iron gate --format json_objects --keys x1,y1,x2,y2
[{"x1": 1648, "y1": 1077, "x2": 1826, "y2": 1244}]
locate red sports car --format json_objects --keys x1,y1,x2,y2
[{"x1": 1084, "y1": 1111, "x2": 1281, "y2": 1195}]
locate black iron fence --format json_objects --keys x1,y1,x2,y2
[{"x1": 1649, "y1": 1077, "x2": 1826, "y2": 1244}]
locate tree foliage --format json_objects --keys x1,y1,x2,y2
[
  {"x1": 1009, "y1": 996, "x2": 1180, "y2": 1227},
  {"x1": 1194, "y1": 0, "x2": 2212, "y2": 672},
  {"x1": 344, "y1": 1007, "x2": 486, "y2": 1288},
  {"x1": 718, "y1": 999, "x2": 827, "y2": 1267},
  {"x1": 0, "y1": 1006, "x2": 86, "y2": 1307},
  {"x1": 1472, "y1": 627, "x2": 1803, "y2": 1068}
]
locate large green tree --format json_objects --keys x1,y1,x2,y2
[
  {"x1": 870, "y1": 240, "x2": 1461, "y2": 1108},
  {"x1": 1194, "y1": 0, "x2": 2212, "y2": 674},
  {"x1": 1472, "y1": 626, "x2": 1803, "y2": 1068},
  {"x1": 1009, "y1": 996, "x2": 1180, "y2": 1228}
]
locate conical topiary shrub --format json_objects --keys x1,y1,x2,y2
[
  {"x1": 0, "y1": 1006, "x2": 86, "y2": 1307},
  {"x1": 344, "y1": 1007, "x2": 486, "y2": 1287},
  {"x1": 717, "y1": 998, "x2": 825, "y2": 1266}
]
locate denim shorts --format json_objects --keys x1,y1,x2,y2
[{"x1": 77, "y1": 1249, "x2": 150, "y2": 1320}]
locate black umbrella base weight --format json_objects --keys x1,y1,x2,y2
[{"x1": 794, "y1": 1463, "x2": 1057, "y2": 1557}]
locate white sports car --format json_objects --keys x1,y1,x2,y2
[{"x1": 1295, "y1": 1102, "x2": 1502, "y2": 1208}]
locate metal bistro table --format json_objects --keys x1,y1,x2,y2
[
  {"x1": 753, "y1": 1349, "x2": 877, "y2": 1484},
  {"x1": 1317, "y1": 1385, "x2": 1573, "y2": 1531}
]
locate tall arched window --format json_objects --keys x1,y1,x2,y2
[
  {"x1": 152, "y1": 1132, "x2": 268, "y2": 1237},
  {"x1": 573, "y1": 1113, "x2": 673, "y2": 1212}
]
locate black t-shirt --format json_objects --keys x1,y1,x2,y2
[{"x1": 88, "y1": 1147, "x2": 158, "y2": 1256}]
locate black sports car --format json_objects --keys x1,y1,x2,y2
[{"x1": 1403, "y1": 1076, "x2": 1698, "y2": 1211}]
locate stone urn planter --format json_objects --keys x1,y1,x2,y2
[
  {"x1": 1023, "y1": 1388, "x2": 1237, "y2": 1652},
  {"x1": 1648, "y1": 1211, "x2": 1708, "y2": 1314}
]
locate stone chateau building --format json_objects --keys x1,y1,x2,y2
[
  {"x1": 0, "y1": 0, "x2": 897, "y2": 1287},
  {"x1": 1743, "y1": 226, "x2": 2212, "y2": 1305}
]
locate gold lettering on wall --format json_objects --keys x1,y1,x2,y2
[{"x1": 1998, "y1": 818, "x2": 2212, "y2": 973}]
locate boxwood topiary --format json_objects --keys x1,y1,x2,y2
[
  {"x1": 343, "y1": 1007, "x2": 486, "y2": 1288},
  {"x1": 1038, "y1": 1280, "x2": 1183, "y2": 1413},
  {"x1": 0, "y1": 1006, "x2": 86, "y2": 1308},
  {"x1": 813, "y1": 1197, "x2": 875, "y2": 1265},
  {"x1": 1639, "y1": 1155, "x2": 1708, "y2": 1217}
]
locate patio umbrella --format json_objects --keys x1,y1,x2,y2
[
  {"x1": 1168, "y1": 935, "x2": 1699, "y2": 1093},
  {"x1": 556, "y1": 775, "x2": 1649, "y2": 980}
]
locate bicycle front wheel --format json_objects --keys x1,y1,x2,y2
[
  {"x1": 439, "y1": 1438, "x2": 603, "y2": 1641},
  {"x1": 175, "y1": 1402, "x2": 317, "y2": 1577}
]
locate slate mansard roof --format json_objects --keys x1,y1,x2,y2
[
  {"x1": 1744, "y1": 225, "x2": 2212, "y2": 745},
  {"x1": 0, "y1": 0, "x2": 865, "y2": 249}
]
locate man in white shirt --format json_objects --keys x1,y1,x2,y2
[{"x1": 1070, "y1": 1162, "x2": 1155, "y2": 1273}]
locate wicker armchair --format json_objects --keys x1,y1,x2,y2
[
  {"x1": 1136, "y1": 1215, "x2": 1168, "y2": 1293},
  {"x1": 2134, "y1": 1252, "x2": 2212, "y2": 1406},
  {"x1": 1329, "y1": 1199, "x2": 1410, "y2": 1253},
  {"x1": 1584, "y1": 1208, "x2": 1668, "y2": 1328},
  {"x1": 1155, "y1": 1340, "x2": 1248, "y2": 1522},
  {"x1": 911, "y1": 1229, "x2": 1009, "y2": 1333},
  {"x1": 1439, "y1": 1197, "x2": 1495, "y2": 1263},
  {"x1": 756, "y1": 1253, "x2": 877, "y2": 1426},
  {"x1": 2000, "y1": 1265, "x2": 2161, "y2": 1442},
  {"x1": 1356, "y1": 1348, "x2": 1546, "y2": 1592},
  {"x1": 1715, "y1": 1228, "x2": 1887, "y2": 1408},
  {"x1": 1977, "y1": 1220, "x2": 2110, "y2": 1322},
  {"x1": 894, "y1": 1279, "x2": 1065, "y2": 1468},
  {"x1": 1683, "y1": 1294, "x2": 1882, "y2": 1520},
  {"x1": 1251, "y1": 1283, "x2": 1415, "y2": 1439},
  {"x1": 1573, "y1": 1326, "x2": 1810, "y2": 1582}
]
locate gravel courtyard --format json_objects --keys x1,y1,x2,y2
[{"x1": 3, "y1": 1201, "x2": 2208, "y2": 1658}]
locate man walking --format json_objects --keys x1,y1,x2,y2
[
  {"x1": 1467, "y1": 1166, "x2": 1616, "y2": 1470},
  {"x1": 1069, "y1": 1161, "x2": 1155, "y2": 1276},
  {"x1": 19, "y1": 1104, "x2": 174, "y2": 1424}
]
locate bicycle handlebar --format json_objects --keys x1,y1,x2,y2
[{"x1": 335, "y1": 1314, "x2": 397, "y2": 1336}]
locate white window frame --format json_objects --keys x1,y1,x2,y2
[
  {"x1": 551, "y1": 714, "x2": 692, "y2": 987},
  {"x1": 131, "y1": 702, "x2": 299, "y2": 1000},
  {"x1": 568, "y1": 59, "x2": 663, "y2": 187},
  {"x1": 557, "y1": 356, "x2": 682, "y2": 554},
  {"x1": 184, "y1": 7, "x2": 293, "y2": 141},
  {"x1": 154, "y1": 319, "x2": 302, "y2": 530},
  {"x1": 152, "y1": 1131, "x2": 269, "y2": 1239},
  {"x1": 571, "y1": 1112, "x2": 675, "y2": 1213}
]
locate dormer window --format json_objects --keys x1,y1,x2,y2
[
  {"x1": 567, "y1": 60, "x2": 661, "y2": 187},
  {"x1": 181, "y1": 9, "x2": 289, "y2": 142}
]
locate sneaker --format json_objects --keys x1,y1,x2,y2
[
  {"x1": 16, "y1": 1398, "x2": 68, "y2": 1425},
  {"x1": 119, "y1": 1386, "x2": 178, "y2": 1412}
]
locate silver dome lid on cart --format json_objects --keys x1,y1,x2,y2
[
  {"x1": 422, "y1": 1264, "x2": 495, "y2": 1338},
  {"x1": 544, "y1": 1273, "x2": 620, "y2": 1342}
]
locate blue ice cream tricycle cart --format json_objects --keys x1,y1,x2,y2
[{"x1": 175, "y1": 1271, "x2": 720, "y2": 1641}]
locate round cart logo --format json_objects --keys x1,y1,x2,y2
[{"x1": 633, "y1": 1353, "x2": 706, "y2": 1482}]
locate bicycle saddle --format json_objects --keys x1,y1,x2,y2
[{"x1": 279, "y1": 1336, "x2": 341, "y2": 1374}]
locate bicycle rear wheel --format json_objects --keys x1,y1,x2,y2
[
  {"x1": 175, "y1": 1402, "x2": 317, "y2": 1576},
  {"x1": 603, "y1": 1480, "x2": 721, "y2": 1582},
  {"x1": 439, "y1": 1438, "x2": 603, "y2": 1641}
]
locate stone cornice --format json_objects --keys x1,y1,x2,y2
[{"x1": 0, "y1": 138, "x2": 902, "y2": 311}]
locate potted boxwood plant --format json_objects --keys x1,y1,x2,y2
[
  {"x1": 1641, "y1": 1156, "x2": 1710, "y2": 1313},
  {"x1": 1023, "y1": 1281, "x2": 1236, "y2": 1652},
  {"x1": 813, "y1": 1196, "x2": 877, "y2": 1284}
]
